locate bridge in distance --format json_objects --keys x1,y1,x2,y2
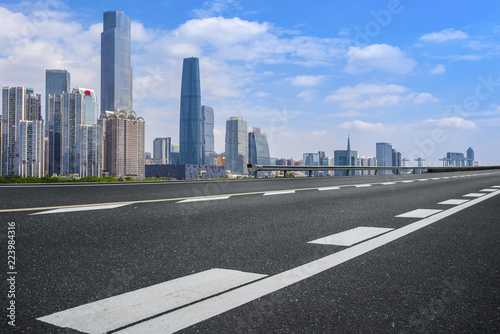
[{"x1": 1, "y1": 170, "x2": 499, "y2": 333}]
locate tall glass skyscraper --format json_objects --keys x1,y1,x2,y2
[
  {"x1": 334, "y1": 136, "x2": 358, "y2": 176},
  {"x1": 467, "y1": 147, "x2": 474, "y2": 166},
  {"x1": 101, "y1": 11, "x2": 133, "y2": 112},
  {"x1": 179, "y1": 57, "x2": 203, "y2": 165},
  {"x1": 202, "y1": 105, "x2": 214, "y2": 165},
  {"x1": 45, "y1": 69, "x2": 70, "y2": 133},
  {"x1": 376, "y1": 142, "x2": 393, "y2": 174},
  {"x1": 248, "y1": 127, "x2": 270, "y2": 165},
  {"x1": 225, "y1": 117, "x2": 248, "y2": 175}
]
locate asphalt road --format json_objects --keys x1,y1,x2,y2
[{"x1": 1, "y1": 170, "x2": 499, "y2": 333}]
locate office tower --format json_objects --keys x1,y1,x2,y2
[
  {"x1": 392, "y1": 149, "x2": 402, "y2": 173},
  {"x1": 101, "y1": 11, "x2": 133, "y2": 112},
  {"x1": 202, "y1": 105, "x2": 214, "y2": 165},
  {"x1": 376, "y1": 142, "x2": 393, "y2": 175},
  {"x1": 358, "y1": 156, "x2": 377, "y2": 175},
  {"x1": 248, "y1": 127, "x2": 270, "y2": 165},
  {"x1": 2, "y1": 86, "x2": 45, "y2": 177},
  {"x1": 45, "y1": 70, "x2": 70, "y2": 133},
  {"x1": 180, "y1": 57, "x2": 203, "y2": 165},
  {"x1": 225, "y1": 116, "x2": 248, "y2": 175},
  {"x1": 467, "y1": 147, "x2": 474, "y2": 166},
  {"x1": 49, "y1": 88, "x2": 100, "y2": 177},
  {"x1": 103, "y1": 109, "x2": 145, "y2": 178},
  {"x1": 153, "y1": 137, "x2": 171, "y2": 164},
  {"x1": 170, "y1": 144, "x2": 180, "y2": 164},
  {"x1": 446, "y1": 152, "x2": 465, "y2": 167},
  {"x1": 334, "y1": 136, "x2": 358, "y2": 176}
]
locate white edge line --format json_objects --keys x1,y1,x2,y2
[
  {"x1": 176, "y1": 196, "x2": 230, "y2": 203},
  {"x1": 263, "y1": 190, "x2": 295, "y2": 196},
  {"x1": 115, "y1": 189, "x2": 500, "y2": 334}
]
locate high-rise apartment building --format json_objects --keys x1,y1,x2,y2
[
  {"x1": 153, "y1": 137, "x2": 171, "y2": 164},
  {"x1": 48, "y1": 88, "x2": 100, "y2": 177},
  {"x1": 225, "y1": 117, "x2": 248, "y2": 175},
  {"x1": 467, "y1": 147, "x2": 474, "y2": 166},
  {"x1": 1, "y1": 86, "x2": 45, "y2": 177},
  {"x1": 180, "y1": 57, "x2": 203, "y2": 165},
  {"x1": 392, "y1": 148, "x2": 402, "y2": 173},
  {"x1": 202, "y1": 105, "x2": 214, "y2": 165},
  {"x1": 376, "y1": 142, "x2": 393, "y2": 175},
  {"x1": 101, "y1": 11, "x2": 133, "y2": 112},
  {"x1": 446, "y1": 152, "x2": 465, "y2": 167},
  {"x1": 45, "y1": 69, "x2": 70, "y2": 133},
  {"x1": 103, "y1": 109, "x2": 145, "y2": 178}
]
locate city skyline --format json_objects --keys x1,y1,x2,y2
[{"x1": 0, "y1": 1, "x2": 499, "y2": 165}]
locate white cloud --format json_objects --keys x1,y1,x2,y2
[
  {"x1": 345, "y1": 44, "x2": 417, "y2": 74},
  {"x1": 289, "y1": 75, "x2": 326, "y2": 86},
  {"x1": 430, "y1": 64, "x2": 446, "y2": 74},
  {"x1": 419, "y1": 28, "x2": 468, "y2": 43},
  {"x1": 340, "y1": 120, "x2": 386, "y2": 132},
  {"x1": 326, "y1": 83, "x2": 438, "y2": 109},
  {"x1": 297, "y1": 89, "x2": 316, "y2": 101},
  {"x1": 422, "y1": 117, "x2": 477, "y2": 129},
  {"x1": 192, "y1": 0, "x2": 240, "y2": 19}
]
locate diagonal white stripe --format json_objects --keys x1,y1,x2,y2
[
  {"x1": 30, "y1": 204, "x2": 130, "y2": 215},
  {"x1": 37, "y1": 269, "x2": 266, "y2": 334}
]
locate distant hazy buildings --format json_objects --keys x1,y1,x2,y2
[
  {"x1": 102, "y1": 109, "x2": 145, "y2": 178},
  {"x1": 334, "y1": 136, "x2": 358, "y2": 176},
  {"x1": 2, "y1": 86, "x2": 45, "y2": 177},
  {"x1": 179, "y1": 57, "x2": 203, "y2": 165},
  {"x1": 358, "y1": 156, "x2": 377, "y2": 175},
  {"x1": 101, "y1": 11, "x2": 133, "y2": 112},
  {"x1": 447, "y1": 152, "x2": 465, "y2": 167},
  {"x1": 202, "y1": 105, "x2": 214, "y2": 165},
  {"x1": 45, "y1": 69, "x2": 70, "y2": 134},
  {"x1": 225, "y1": 117, "x2": 248, "y2": 175},
  {"x1": 153, "y1": 137, "x2": 171, "y2": 164}
]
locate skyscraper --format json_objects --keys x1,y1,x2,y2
[
  {"x1": 225, "y1": 117, "x2": 248, "y2": 175},
  {"x1": 376, "y1": 142, "x2": 393, "y2": 175},
  {"x1": 45, "y1": 69, "x2": 70, "y2": 134},
  {"x1": 202, "y1": 105, "x2": 214, "y2": 165},
  {"x1": 467, "y1": 147, "x2": 474, "y2": 166},
  {"x1": 334, "y1": 136, "x2": 358, "y2": 176},
  {"x1": 49, "y1": 88, "x2": 100, "y2": 177},
  {"x1": 103, "y1": 109, "x2": 145, "y2": 178},
  {"x1": 153, "y1": 137, "x2": 171, "y2": 164},
  {"x1": 180, "y1": 57, "x2": 203, "y2": 165},
  {"x1": 2, "y1": 86, "x2": 45, "y2": 177},
  {"x1": 392, "y1": 149, "x2": 402, "y2": 173},
  {"x1": 248, "y1": 127, "x2": 270, "y2": 166},
  {"x1": 101, "y1": 11, "x2": 133, "y2": 112}
]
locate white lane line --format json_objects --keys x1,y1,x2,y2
[
  {"x1": 417, "y1": 179, "x2": 429, "y2": 182},
  {"x1": 395, "y1": 209, "x2": 442, "y2": 218},
  {"x1": 30, "y1": 203, "x2": 130, "y2": 215},
  {"x1": 438, "y1": 199, "x2": 470, "y2": 205},
  {"x1": 479, "y1": 189, "x2": 497, "y2": 192},
  {"x1": 318, "y1": 187, "x2": 340, "y2": 191},
  {"x1": 442, "y1": 177, "x2": 451, "y2": 179},
  {"x1": 401, "y1": 180, "x2": 414, "y2": 183},
  {"x1": 492, "y1": 185, "x2": 500, "y2": 188},
  {"x1": 381, "y1": 182, "x2": 395, "y2": 185},
  {"x1": 37, "y1": 269, "x2": 266, "y2": 334},
  {"x1": 263, "y1": 190, "x2": 295, "y2": 196},
  {"x1": 308, "y1": 227, "x2": 393, "y2": 247},
  {"x1": 355, "y1": 184, "x2": 372, "y2": 188},
  {"x1": 463, "y1": 193, "x2": 486, "y2": 198},
  {"x1": 116, "y1": 189, "x2": 500, "y2": 334},
  {"x1": 176, "y1": 196, "x2": 230, "y2": 203},
  {"x1": 430, "y1": 178, "x2": 441, "y2": 180}
]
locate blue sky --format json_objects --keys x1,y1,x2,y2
[{"x1": 1, "y1": 0, "x2": 499, "y2": 165}]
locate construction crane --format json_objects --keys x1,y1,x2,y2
[
  {"x1": 414, "y1": 157, "x2": 426, "y2": 167},
  {"x1": 438, "y1": 157, "x2": 448, "y2": 167},
  {"x1": 401, "y1": 158, "x2": 410, "y2": 167}
]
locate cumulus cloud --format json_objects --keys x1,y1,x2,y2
[
  {"x1": 430, "y1": 64, "x2": 446, "y2": 74},
  {"x1": 289, "y1": 75, "x2": 326, "y2": 86},
  {"x1": 422, "y1": 117, "x2": 477, "y2": 129},
  {"x1": 340, "y1": 120, "x2": 386, "y2": 132},
  {"x1": 326, "y1": 83, "x2": 437, "y2": 109},
  {"x1": 419, "y1": 28, "x2": 468, "y2": 43},
  {"x1": 345, "y1": 44, "x2": 417, "y2": 74}
]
